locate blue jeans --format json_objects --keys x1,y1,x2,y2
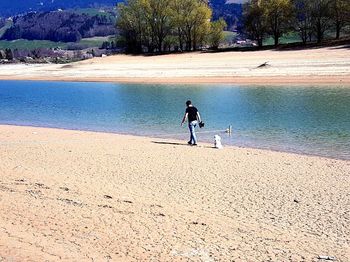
[{"x1": 188, "y1": 121, "x2": 198, "y2": 144}]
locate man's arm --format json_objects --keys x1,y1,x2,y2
[
  {"x1": 196, "y1": 112, "x2": 201, "y2": 122},
  {"x1": 181, "y1": 113, "x2": 188, "y2": 126}
]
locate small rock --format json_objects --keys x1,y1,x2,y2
[
  {"x1": 318, "y1": 255, "x2": 336, "y2": 260},
  {"x1": 99, "y1": 204, "x2": 113, "y2": 209},
  {"x1": 104, "y1": 195, "x2": 113, "y2": 199}
]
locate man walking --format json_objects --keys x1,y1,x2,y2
[{"x1": 181, "y1": 100, "x2": 201, "y2": 146}]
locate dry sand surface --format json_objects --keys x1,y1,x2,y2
[
  {"x1": 0, "y1": 125, "x2": 349, "y2": 261},
  {"x1": 1, "y1": 46, "x2": 350, "y2": 84}
]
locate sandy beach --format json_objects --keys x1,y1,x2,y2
[
  {"x1": 0, "y1": 124, "x2": 349, "y2": 261},
  {"x1": 0, "y1": 46, "x2": 350, "y2": 85}
]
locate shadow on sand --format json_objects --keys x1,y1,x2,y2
[{"x1": 152, "y1": 141, "x2": 213, "y2": 149}]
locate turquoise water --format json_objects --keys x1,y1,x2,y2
[{"x1": 0, "y1": 80, "x2": 350, "y2": 160}]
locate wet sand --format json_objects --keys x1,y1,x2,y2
[{"x1": 0, "y1": 125, "x2": 349, "y2": 261}]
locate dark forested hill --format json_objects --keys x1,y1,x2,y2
[
  {"x1": 0, "y1": 0, "x2": 243, "y2": 43},
  {"x1": 1, "y1": 10, "x2": 117, "y2": 42},
  {"x1": 0, "y1": 0, "x2": 243, "y2": 29},
  {"x1": 0, "y1": 0, "x2": 122, "y2": 17},
  {"x1": 210, "y1": 0, "x2": 243, "y2": 31}
]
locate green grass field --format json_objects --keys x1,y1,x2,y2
[
  {"x1": 263, "y1": 30, "x2": 350, "y2": 46},
  {"x1": 72, "y1": 8, "x2": 117, "y2": 23},
  {"x1": 263, "y1": 32, "x2": 302, "y2": 46},
  {"x1": 0, "y1": 35, "x2": 115, "y2": 50},
  {"x1": 223, "y1": 31, "x2": 238, "y2": 43},
  {"x1": 79, "y1": 35, "x2": 115, "y2": 46},
  {"x1": 0, "y1": 39, "x2": 68, "y2": 50}
]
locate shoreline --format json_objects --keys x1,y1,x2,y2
[
  {"x1": 0, "y1": 46, "x2": 350, "y2": 86},
  {"x1": 1, "y1": 124, "x2": 349, "y2": 261},
  {"x1": 1, "y1": 75, "x2": 350, "y2": 86},
  {"x1": 1, "y1": 123, "x2": 349, "y2": 162}
]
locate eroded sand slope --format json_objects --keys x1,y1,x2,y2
[{"x1": 1, "y1": 46, "x2": 350, "y2": 84}]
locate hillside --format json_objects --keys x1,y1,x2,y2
[
  {"x1": 0, "y1": 1, "x2": 243, "y2": 30},
  {"x1": 0, "y1": 1, "x2": 122, "y2": 17},
  {"x1": 1, "y1": 10, "x2": 117, "y2": 42},
  {"x1": 0, "y1": 1, "x2": 243, "y2": 45},
  {"x1": 211, "y1": 0, "x2": 243, "y2": 31}
]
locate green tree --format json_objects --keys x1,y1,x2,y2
[
  {"x1": 209, "y1": 18, "x2": 227, "y2": 49},
  {"x1": 292, "y1": 0, "x2": 313, "y2": 44},
  {"x1": 117, "y1": 0, "x2": 149, "y2": 53},
  {"x1": 310, "y1": 0, "x2": 332, "y2": 43},
  {"x1": 330, "y1": 0, "x2": 350, "y2": 39},
  {"x1": 144, "y1": 0, "x2": 173, "y2": 52},
  {"x1": 243, "y1": 0, "x2": 267, "y2": 47},
  {"x1": 171, "y1": 0, "x2": 212, "y2": 51},
  {"x1": 262, "y1": 0, "x2": 294, "y2": 46},
  {"x1": 117, "y1": 0, "x2": 219, "y2": 53},
  {"x1": 5, "y1": 48, "x2": 13, "y2": 60}
]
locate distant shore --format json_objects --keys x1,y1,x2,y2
[
  {"x1": 0, "y1": 45, "x2": 350, "y2": 85},
  {"x1": 0, "y1": 124, "x2": 349, "y2": 260}
]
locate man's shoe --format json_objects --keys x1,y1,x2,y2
[
  {"x1": 192, "y1": 143, "x2": 198, "y2": 146},
  {"x1": 187, "y1": 141, "x2": 192, "y2": 145}
]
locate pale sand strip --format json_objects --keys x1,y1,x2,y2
[
  {"x1": 1, "y1": 46, "x2": 350, "y2": 85},
  {"x1": 0, "y1": 125, "x2": 349, "y2": 261}
]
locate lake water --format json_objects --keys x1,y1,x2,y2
[{"x1": 1, "y1": 80, "x2": 350, "y2": 160}]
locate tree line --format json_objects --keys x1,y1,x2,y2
[
  {"x1": 116, "y1": 0, "x2": 226, "y2": 53},
  {"x1": 243, "y1": 0, "x2": 350, "y2": 47}
]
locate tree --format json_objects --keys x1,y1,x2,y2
[
  {"x1": 5, "y1": 48, "x2": 14, "y2": 60},
  {"x1": 310, "y1": 0, "x2": 332, "y2": 43},
  {"x1": 262, "y1": 0, "x2": 294, "y2": 46},
  {"x1": 209, "y1": 18, "x2": 227, "y2": 49},
  {"x1": 243, "y1": 0, "x2": 267, "y2": 47},
  {"x1": 170, "y1": 0, "x2": 212, "y2": 51},
  {"x1": 118, "y1": 0, "x2": 172, "y2": 53},
  {"x1": 144, "y1": 0, "x2": 173, "y2": 52},
  {"x1": 117, "y1": 0, "x2": 216, "y2": 53},
  {"x1": 330, "y1": 0, "x2": 350, "y2": 39},
  {"x1": 292, "y1": 0, "x2": 313, "y2": 44},
  {"x1": 117, "y1": 0, "x2": 149, "y2": 53},
  {"x1": 191, "y1": 1, "x2": 212, "y2": 50}
]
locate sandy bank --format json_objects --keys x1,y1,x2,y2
[
  {"x1": 1, "y1": 46, "x2": 350, "y2": 85},
  {"x1": 0, "y1": 125, "x2": 349, "y2": 261}
]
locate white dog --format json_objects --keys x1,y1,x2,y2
[{"x1": 214, "y1": 135, "x2": 223, "y2": 149}]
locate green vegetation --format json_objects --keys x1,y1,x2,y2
[
  {"x1": 79, "y1": 36, "x2": 115, "y2": 47},
  {"x1": 243, "y1": 0, "x2": 350, "y2": 47},
  {"x1": 1, "y1": 9, "x2": 117, "y2": 43},
  {"x1": 117, "y1": 0, "x2": 225, "y2": 53},
  {"x1": 209, "y1": 19, "x2": 227, "y2": 49},
  {"x1": 263, "y1": 32, "x2": 301, "y2": 45},
  {"x1": 72, "y1": 7, "x2": 117, "y2": 23},
  {"x1": 223, "y1": 31, "x2": 238, "y2": 41},
  {"x1": 73, "y1": 8, "x2": 110, "y2": 16},
  {"x1": 0, "y1": 35, "x2": 115, "y2": 51},
  {"x1": 0, "y1": 40, "x2": 68, "y2": 50}
]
